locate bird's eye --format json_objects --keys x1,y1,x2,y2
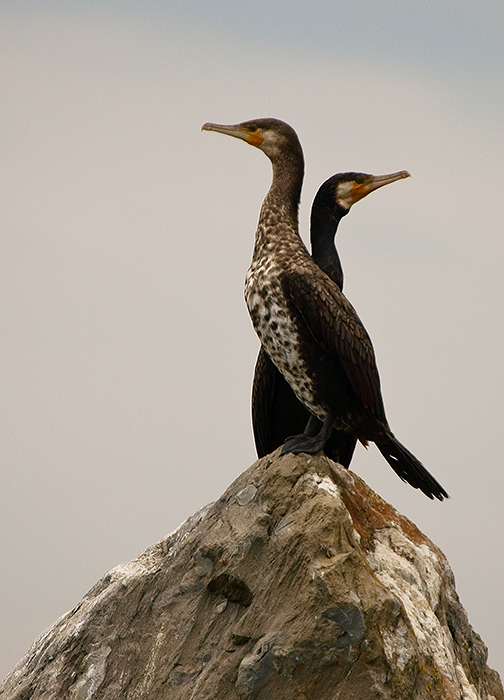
[
  {"x1": 248, "y1": 125, "x2": 257, "y2": 132},
  {"x1": 355, "y1": 176, "x2": 363, "y2": 184}
]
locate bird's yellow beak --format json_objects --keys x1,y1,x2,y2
[
  {"x1": 202, "y1": 122, "x2": 264, "y2": 147},
  {"x1": 351, "y1": 170, "x2": 411, "y2": 204}
]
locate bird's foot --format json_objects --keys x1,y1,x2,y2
[{"x1": 281, "y1": 433, "x2": 326, "y2": 455}]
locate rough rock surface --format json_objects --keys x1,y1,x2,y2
[{"x1": 1, "y1": 452, "x2": 502, "y2": 700}]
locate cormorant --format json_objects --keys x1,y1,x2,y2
[
  {"x1": 252, "y1": 171, "x2": 410, "y2": 467},
  {"x1": 202, "y1": 118, "x2": 448, "y2": 500}
]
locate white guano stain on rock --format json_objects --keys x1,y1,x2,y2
[
  {"x1": 381, "y1": 617, "x2": 413, "y2": 671},
  {"x1": 134, "y1": 627, "x2": 166, "y2": 700},
  {"x1": 316, "y1": 475, "x2": 341, "y2": 498},
  {"x1": 366, "y1": 527, "x2": 479, "y2": 698},
  {"x1": 301, "y1": 472, "x2": 341, "y2": 498}
]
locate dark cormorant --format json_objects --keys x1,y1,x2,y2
[
  {"x1": 202, "y1": 118, "x2": 448, "y2": 500},
  {"x1": 252, "y1": 171, "x2": 410, "y2": 467}
]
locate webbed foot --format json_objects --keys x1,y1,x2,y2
[{"x1": 281, "y1": 433, "x2": 326, "y2": 455}]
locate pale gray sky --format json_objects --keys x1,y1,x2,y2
[{"x1": 1, "y1": 1, "x2": 504, "y2": 681}]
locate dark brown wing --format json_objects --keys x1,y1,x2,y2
[
  {"x1": 286, "y1": 264, "x2": 387, "y2": 423},
  {"x1": 251, "y1": 348, "x2": 277, "y2": 457}
]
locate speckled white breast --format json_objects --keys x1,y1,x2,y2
[{"x1": 245, "y1": 258, "x2": 323, "y2": 420}]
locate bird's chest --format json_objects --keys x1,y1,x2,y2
[{"x1": 245, "y1": 260, "x2": 321, "y2": 415}]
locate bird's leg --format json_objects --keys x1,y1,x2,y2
[
  {"x1": 281, "y1": 411, "x2": 335, "y2": 455},
  {"x1": 303, "y1": 414, "x2": 321, "y2": 437}
]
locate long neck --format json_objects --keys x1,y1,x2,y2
[
  {"x1": 252, "y1": 147, "x2": 304, "y2": 258},
  {"x1": 310, "y1": 201, "x2": 346, "y2": 291}
]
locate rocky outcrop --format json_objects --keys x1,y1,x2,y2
[{"x1": 1, "y1": 452, "x2": 502, "y2": 700}]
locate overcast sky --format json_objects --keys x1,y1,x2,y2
[{"x1": 1, "y1": 0, "x2": 504, "y2": 682}]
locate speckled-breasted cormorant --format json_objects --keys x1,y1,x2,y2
[
  {"x1": 252, "y1": 170, "x2": 411, "y2": 467},
  {"x1": 202, "y1": 117, "x2": 448, "y2": 500}
]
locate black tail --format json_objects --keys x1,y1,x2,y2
[{"x1": 376, "y1": 435, "x2": 449, "y2": 501}]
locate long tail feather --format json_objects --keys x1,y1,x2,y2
[{"x1": 377, "y1": 435, "x2": 449, "y2": 501}]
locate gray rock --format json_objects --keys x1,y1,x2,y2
[{"x1": 1, "y1": 453, "x2": 502, "y2": 700}]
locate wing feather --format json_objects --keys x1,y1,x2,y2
[
  {"x1": 251, "y1": 348, "x2": 276, "y2": 456},
  {"x1": 285, "y1": 262, "x2": 387, "y2": 422}
]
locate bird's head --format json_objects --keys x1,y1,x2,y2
[
  {"x1": 202, "y1": 118, "x2": 302, "y2": 162},
  {"x1": 325, "y1": 171, "x2": 411, "y2": 213}
]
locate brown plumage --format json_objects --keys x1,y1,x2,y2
[
  {"x1": 251, "y1": 172, "x2": 372, "y2": 467},
  {"x1": 203, "y1": 117, "x2": 448, "y2": 500}
]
